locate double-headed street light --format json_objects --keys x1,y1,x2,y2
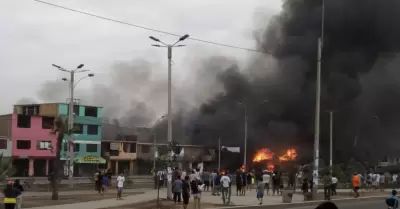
[
  {"x1": 149, "y1": 34, "x2": 189, "y2": 200},
  {"x1": 52, "y1": 63, "x2": 94, "y2": 184}
]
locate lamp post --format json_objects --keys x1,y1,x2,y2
[
  {"x1": 149, "y1": 34, "x2": 189, "y2": 200},
  {"x1": 52, "y1": 64, "x2": 94, "y2": 185},
  {"x1": 236, "y1": 102, "x2": 248, "y2": 172}
]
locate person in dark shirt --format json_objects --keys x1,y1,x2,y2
[
  {"x1": 3, "y1": 181, "x2": 21, "y2": 209},
  {"x1": 236, "y1": 170, "x2": 242, "y2": 196},
  {"x1": 182, "y1": 176, "x2": 190, "y2": 209}
]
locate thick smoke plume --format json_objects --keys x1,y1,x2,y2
[
  {"x1": 30, "y1": 0, "x2": 400, "y2": 166},
  {"x1": 189, "y1": 0, "x2": 400, "y2": 166}
]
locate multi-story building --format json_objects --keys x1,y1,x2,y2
[
  {"x1": 11, "y1": 104, "x2": 58, "y2": 176},
  {"x1": 0, "y1": 114, "x2": 13, "y2": 162},
  {"x1": 11, "y1": 102, "x2": 104, "y2": 177},
  {"x1": 101, "y1": 124, "x2": 138, "y2": 175},
  {"x1": 57, "y1": 102, "x2": 104, "y2": 176}
]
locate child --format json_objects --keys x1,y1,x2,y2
[{"x1": 256, "y1": 181, "x2": 265, "y2": 205}]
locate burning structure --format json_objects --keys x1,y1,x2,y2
[{"x1": 252, "y1": 148, "x2": 298, "y2": 171}]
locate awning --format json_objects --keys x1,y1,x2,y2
[{"x1": 74, "y1": 155, "x2": 106, "y2": 164}]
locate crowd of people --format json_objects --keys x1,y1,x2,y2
[{"x1": 93, "y1": 170, "x2": 125, "y2": 200}]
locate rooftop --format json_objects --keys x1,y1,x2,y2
[{"x1": 14, "y1": 103, "x2": 103, "y2": 108}]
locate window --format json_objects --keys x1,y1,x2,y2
[
  {"x1": 73, "y1": 124, "x2": 83, "y2": 134},
  {"x1": 73, "y1": 105, "x2": 80, "y2": 116},
  {"x1": 141, "y1": 145, "x2": 150, "y2": 153},
  {"x1": 16, "y1": 140, "x2": 31, "y2": 149},
  {"x1": 42, "y1": 117, "x2": 54, "y2": 129},
  {"x1": 125, "y1": 135, "x2": 137, "y2": 141},
  {"x1": 17, "y1": 115, "x2": 31, "y2": 128},
  {"x1": 86, "y1": 144, "x2": 98, "y2": 152},
  {"x1": 74, "y1": 143, "x2": 80, "y2": 152},
  {"x1": 87, "y1": 125, "x2": 98, "y2": 135},
  {"x1": 0, "y1": 140, "x2": 7, "y2": 149},
  {"x1": 123, "y1": 143, "x2": 136, "y2": 153},
  {"x1": 84, "y1": 106, "x2": 98, "y2": 117},
  {"x1": 63, "y1": 142, "x2": 68, "y2": 151},
  {"x1": 37, "y1": 141, "x2": 51, "y2": 150}
]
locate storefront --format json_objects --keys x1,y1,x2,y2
[{"x1": 73, "y1": 155, "x2": 106, "y2": 176}]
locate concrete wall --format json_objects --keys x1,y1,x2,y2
[{"x1": 11, "y1": 113, "x2": 57, "y2": 158}]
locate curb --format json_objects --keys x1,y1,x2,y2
[{"x1": 206, "y1": 195, "x2": 387, "y2": 209}]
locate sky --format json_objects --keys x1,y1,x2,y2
[{"x1": 0, "y1": 0, "x2": 282, "y2": 115}]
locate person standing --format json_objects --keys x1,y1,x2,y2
[
  {"x1": 172, "y1": 176, "x2": 183, "y2": 204},
  {"x1": 182, "y1": 176, "x2": 190, "y2": 209},
  {"x1": 3, "y1": 181, "x2": 21, "y2": 209},
  {"x1": 352, "y1": 172, "x2": 360, "y2": 198},
  {"x1": 331, "y1": 175, "x2": 338, "y2": 196},
  {"x1": 241, "y1": 171, "x2": 247, "y2": 195},
  {"x1": 235, "y1": 170, "x2": 242, "y2": 196},
  {"x1": 101, "y1": 174, "x2": 109, "y2": 195},
  {"x1": 212, "y1": 171, "x2": 221, "y2": 196},
  {"x1": 262, "y1": 171, "x2": 271, "y2": 195},
  {"x1": 246, "y1": 172, "x2": 252, "y2": 191},
  {"x1": 220, "y1": 173, "x2": 231, "y2": 205},
  {"x1": 256, "y1": 180, "x2": 265, "y2": 205},
  {"x1": 106, "y1": 169, "x2": 112, "y2": 188},
  {"x1": 116, "y1": 172, "x2": 125, "y2": 200},
  {"x1": 322, "y1": 172, "x2": 332, "y2": 200},
  {"x1": 202, "y1": 169, "x2": 211, "y2": 192},
  {"x1": 211, "y1": 170, "x2": 217, "y2": 191},
  {"x1": 393, "y1": 173, "x2": 398, "y2": 189},
  {"x1": 13, "y1": 179, "x2": 24, "y2": 209},
  {"x1": 190, "y1": 178, "x2": 202, "y2": 209}
]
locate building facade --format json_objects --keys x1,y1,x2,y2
[
  {"x1": 11, "y1": 104, "x2": 58, "y2": 176},
  {"x1": 101, "y1": 124, "x2": 137, "y2": 175},
  {"x1": 0, "y1": 114, "x2": 13, "y2": 160},
  {"x1": 58, "y1": 103, "x2": 104, "y2": 176}
]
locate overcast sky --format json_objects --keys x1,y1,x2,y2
[{"x1": 0, "y1": 0, "x2": 281, "y2": 114}]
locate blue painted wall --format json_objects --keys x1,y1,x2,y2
[{"x1": 57, "y1": 103, "x2": 103, "y2": 160}]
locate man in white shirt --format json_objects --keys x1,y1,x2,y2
[
  {"x1": 393, "y1": 174, "x2": 398, "y2": 189},
  {"x1": 116, "y1": 172, "x2": 125, "y2": 200},
  {"x1": 220, "y1": 174, "x2": 231, "y2": 205},
  {"x1": 262, "y1": 172, "x2": 271, "y2": 195},
  {"x1": 331, "y1": 175, "x2": 338, "y2": 196}
]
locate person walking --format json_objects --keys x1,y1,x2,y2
[
  {"x1": 106, "y1": 169, "x2": 112, "y2": 188},
  {"x1": 323, "y1": 172, "x2": 332, "y2": 200},
  {"x1": 246, "y1": 172, "x2": 252, "y2": 191},
  {"x1": 256, "y1": 180, "x2": 265, "y2": 205},
  {"x1": 101, "y1": 174, "x2": 109, "y2": 195},
  {"x1": 116, "y1": 172, "x2": 125, "y2": 200},
  {"x1": 182, "y1": 176, "x2": 190, "y2": 209},
  {"x1": 220, "y1": 173, "x2": 231, "y2": 205},
  {"x1": 262, "y1": 171, "x2": 271, "y2": 195},
  {"x1": 235, "y1": 170, "x2": 242, "y2": 196},
  {"x1": 172, "y1": 176, "x2": 183, "y2": 204},
  {"x1": 191, "y1": 178, "x2": 202, "y2": 209},
  {"x1": 202, "y1": 169, "x2": 211, "y2": 192},
  {"x1": 331, "y1": 175, "x2": 338, "y2": 196},
  {"x1": 212, "y1": 171, "x2": 221, "y2": 196},
  {"x1": 352, "y1": 172, "x2": 360, "y2": 198},
  {"x1": 3, "y1": 181, "x2": 21, "y2": 209}
]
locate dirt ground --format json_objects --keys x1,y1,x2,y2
[
  {"x1": 104, "y1": 199, "x2": 220, "y2": 209},
  {"x1": 22, "y1": 192, "x2": 142, "y2": 208}
]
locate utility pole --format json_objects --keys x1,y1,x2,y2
[
  {"x1": 329, "y1": 111, "x2": 333, "y2": 174},
  {"x1": 149, "y1": 34, "x2": 189, "y2": 200},
  {"x1": 312, "y1": 0, "x2": 325, "y2": 200},
  {"x1": 52, "y1": 64, "x2": 93, "y2": 187},
  {"x1": 244, "y1": 106, "x2": 248, "y2": 172},
  {"x1": 218, "y1": 137, "x2": 221, "y2": 171},
  {"x1": 153, "y1": 132, "x2": 157, "y2": 173}
]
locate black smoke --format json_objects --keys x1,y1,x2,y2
[{"x1": 187, "y1": 0, "x2": 400, "y2": 166}]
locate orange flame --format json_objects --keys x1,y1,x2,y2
[
  {"x1": 278, "y1": 148, "x2": 297, "y2": 161},
  {"x1": 267, "y1": 162, "x2": 274, "y2": 171},
  {"x1": 252, "y1": 148, "x2": 275, "y2": 162}
]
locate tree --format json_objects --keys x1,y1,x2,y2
[{"x1": 50, "y1": 116, "x2": 65, "y2": 200}]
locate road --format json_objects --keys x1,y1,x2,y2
[{"x1": 287, "y1": 199, "x2": 385, "y2": 209}]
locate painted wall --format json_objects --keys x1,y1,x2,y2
[
  {"x1": 57, "y1": 104, "x2": 103, "y2": 159},
  {"x1": 0, "y1": 140, "x2": 12, "y2": 157},
  {"x1": 11, "y1": 114, "x2": 57, "y2": 157},
  {"x1": 108, "y1": 142, "x2": 137, "y2": 160}
]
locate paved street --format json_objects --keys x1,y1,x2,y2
[{"x1": 0, "y1": 188, "x2": 151, "y2": 197}]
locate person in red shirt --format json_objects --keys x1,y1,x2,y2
[{"x1": 352, "y1": 173, "x2": 360, "y2": 198}]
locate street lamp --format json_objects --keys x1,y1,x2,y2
[
  {"x1": 149, "y1": 34, "x2": 189, "y2": 200},
  {"x1": 52, "y1": 63, "x2": 94, "y2": 185}
]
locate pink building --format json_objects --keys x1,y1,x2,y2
[{"x1": 11, "y1": 112, "x2": 57, "y2": 177}]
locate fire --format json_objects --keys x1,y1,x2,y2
[
  {"x1": 267, "y1": 162, "x2": 274, "y2": 171},
  {"x1": 252, "y1": 148, "x2": 275, "y2": 162},
  {"x1": 240, "y1": 165, "x2": 245, "y2": 172},
  {"x1": 278, "y1": 148, "x2": 297, "y2": 161}
]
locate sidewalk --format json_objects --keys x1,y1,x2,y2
[
  {"x1": 0, "y1": 188, "x2": 151, "y2": 197},
  {"x1": 25, "y1": 188, "x2": 390, "y2": 209}
]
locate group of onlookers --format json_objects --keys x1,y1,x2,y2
[
  {"x1": 3, "y1": 179, "x2": 24, "y2": 209},
  {"x1": 93, "y1": 170, "x2": 125, "y2": 200}
]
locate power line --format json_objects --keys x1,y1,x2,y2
[{"x1": 33, "y1": 0, "x2": 272, "y2": 55}]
